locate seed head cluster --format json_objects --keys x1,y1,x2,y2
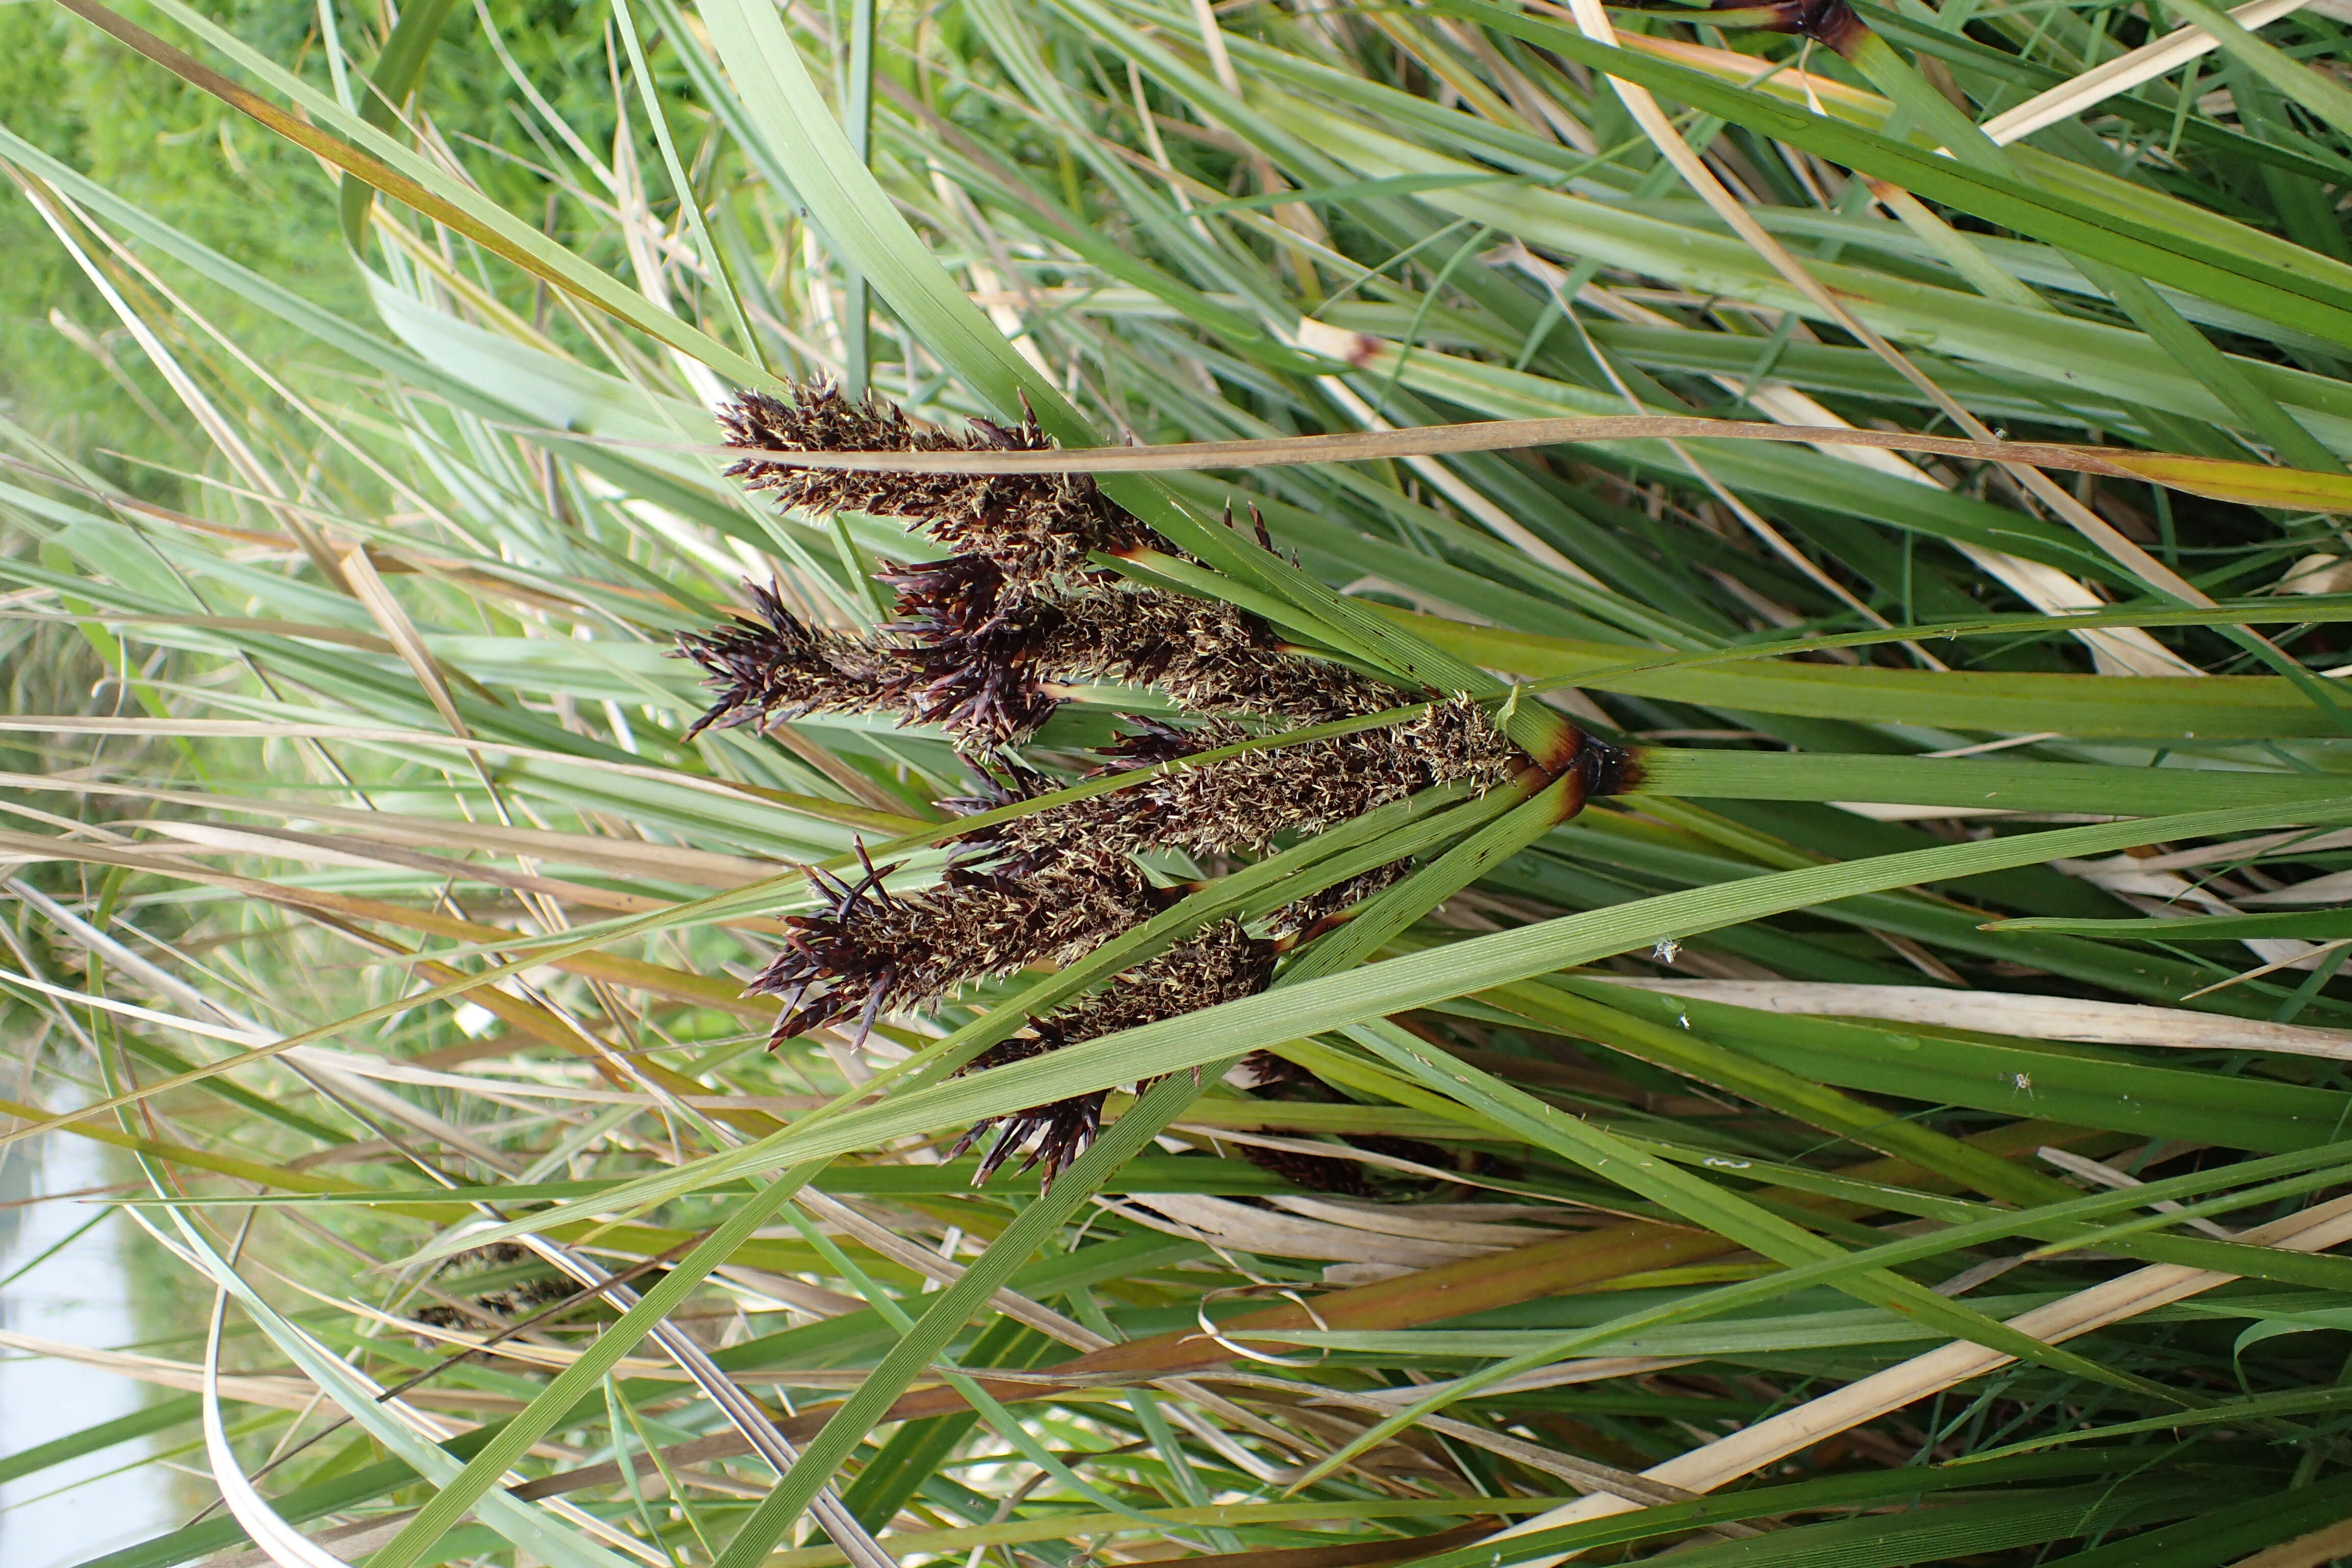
[
  {"x1": 674, "y1": 580, "x2": 906, "y2": 741},
  {"x1": 753, "y1": 849, "x2": 1167, "y2": 1043},
  {"x1": 719, "y1": 384, "x2": 1159, "y2": 597},
  {"x1": 977, "y1": 698, "x2": 1523, "y2": 871},
  {"x1": 676, "y1": 579, "x2": 1414, "y2": 752},
  {"x1": 1037, "y1": 587, "x2": 1401, "y2": 726},
  {"x1": 947, "y1": 920, "x2": 1278, "y2": 1186},
  {"x1": 687, "y1": 383, "x2": 1567, "y2": 1188}
]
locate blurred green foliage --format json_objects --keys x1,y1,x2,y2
[{"x1": 0, "y1": 0, "x2": 639, "y2": 464}]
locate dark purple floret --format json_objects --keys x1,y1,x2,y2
[{"x1": 672, "y1": 580, "x2": 910, "y2": 741}]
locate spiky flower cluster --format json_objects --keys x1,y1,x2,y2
[
  {"x1": 685, "y1": 383, "x2": 1573, "y2": 1187},
  {"x1": 719, "y1": 384, "x2": 1159, "y2": 605},
  {"x1": 676, "y1": 579, "x2": 1409, "y2": 751},
  {"x1": 675, "y1": 580, "x2": 907, "y2": 741},
  {"x1": 1038, "y1": 587, "x2": 1400, "y2": 725},
  {"x1": 979, "y1": 699, "x2": 1522, "y2": 870},
  {"x1": 760, "y1": 849, "x2": 1167, "y2": 1043},
  {"x1": 948, "y1": 920, "x2": 1278, "y2": 1182}
]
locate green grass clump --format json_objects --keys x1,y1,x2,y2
[{"x1": 11, "y1": 1, "x2": 2352, "y2": 1564}]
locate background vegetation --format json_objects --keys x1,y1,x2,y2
[{"x1": 12, "y1": 0, "x2": 2352, "y2": 1563}]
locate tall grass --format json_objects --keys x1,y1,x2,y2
[{"x1": 10, "y1": 0, "x2": 2352, "y2": 1563}]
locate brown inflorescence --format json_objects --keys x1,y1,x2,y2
[
  {"x1": 1262, "y1": 862, "x2": 1417, "y2": 941},
  {"x1": 719, "y1": 384, "x2": 1161, "y2": 592},
  {"x1": 947, "y1": 920, "x2": 1277, "y2": 1186},
  {"x1": 690, "y1": 381, "x2": 1587, "y2": 1190},
  {"x1": 675, "y1": 576, "x2": 1438, "y2": 756},
  {"x1": 978, "y1": 698, "x2": 1526, "y2": 869},
  {"x1": 1233, "y1": 1140, "x2": 1375, "y2": 1197},
  {"x1": 691, "y1": 639, "x2": 1502, "y2": 1041},
  {"x1": 673, "y1": 580, "x2": 911, "y2": 741},
  {"x1": 749, "y1": 849, "x2": 1169, "y2": 1045},
  {"x1": 893, "y1": 582, "x2": 1419, "y2": 749},
  {"x1": 1034, "y1": 586, "x2": 1401, "y2": 726}
]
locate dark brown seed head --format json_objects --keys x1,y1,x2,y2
[
  {"x1": 979, "y1": 696, "x2": 1523, "y2": 868},
  {"x1": 752, "y1": 849, "x2": 1170, "y2": 1046},
  {"x1": 950, "y1": 920, "x2": 1277, "y2": 1188},
  {"x1": 703, "y1": 389, "x2": 1549, "y2": 1156},
  {"x1": 1264, "y1": 861, "x2": 1415, "y2": 941},
  {"x1": 888, "y1": 593, "x2": 1073, "y2": 748},
  {"x1": 1236, "y1": 1139, "x2": 1374, "y2": 1197},
  {"x1": 678, "y1": 568, "x2": 1452, "y2": 754},
  {"x1": 1033, "y1": 587, "x2": 1402, "y2": 726},
  {"x1": 719, "y1": 385, "x2": 1162, "y2": 591},
  {"x1": 878, "y1": 554, "x2": 1017, "y2": 640},
  {"x1": 949, "y1": 1083, "x2": 1109, "y2": 1190},
  {"x1": 887, "y1": 582, "x2": 1414, "y2": 752},
  {"x1": 1031, "y1": 918, "x2": 1277, "y2": 1048},
  {"x1": 672, "y1": 580, "x2": 911, "y2": 740}
]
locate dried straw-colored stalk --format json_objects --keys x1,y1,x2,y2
[
  {"x1": 1486, "y1": 1192, "x2": 2352, "y2": 1562},
  {"x1": 1980, "y1": 0, "x2": 2315, "y2": 145},
  {"x1": 1594, "y1": 979, "x2": 2352, "y2": 1061}
]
